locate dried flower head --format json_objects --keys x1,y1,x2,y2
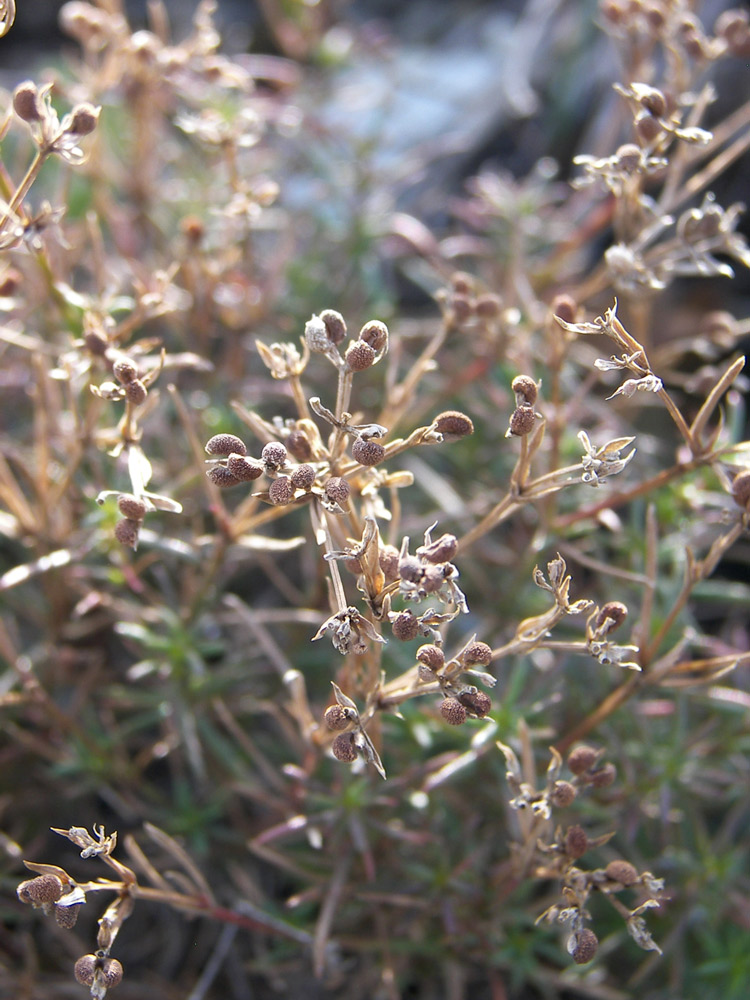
[{"x1": 440, "y1": 697, "x2": 467, "y2": 725}]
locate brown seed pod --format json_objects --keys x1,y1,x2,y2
[
  {"x1": 391, "y1": 610, "x2": 419, "y2": 641},
  {"x1": 475, "y1": 293, "x2": 502, "y2": 319},
  {"x1": 0, "y1": 268, "x2": 22, "y2": 297},
  {"x1": 286, "y1": 429, "x2": 313, "y2": 461},
  {"x1": 571, "y1": 928, "x2": 598, "y2": 964},
  {"x1": 551, "y1": 293, "x2": 578, "y2": 325},
  {"x1": 417, "y1": 533, "x2": 458, "y2": 564},
  {"x1": 432, "y1": 410, "x2": 474, "y2": 438},
  {"x1": 565, "y1": 824, "x2": 588, "y2": 859},
  {"x1": 117, "y1": 494, "x2": 148, "y2": 520},
  {"x1": 12, "y1": 82, "x2": 41, "y2": 122},
  {"x1": 112, "y1": 357, "x2": 138, "y2": 384},
  {"x1": 731, "y1": 470, "x2": 750, "y2": 509},
  {"x1": 205, "y1": 434, "x2": 247, "y2": 457},
  {"x1": 635, "y1": 112, "x2": 662, "y2": 144},
  {"x1": 450, "y1": 294, "x2": 474, "y2": 323},
  {"x1": 331, "y1": 733, "x2": 358, "y2": 762},
  {"x1": 462, "y1": 641, "x2": 492, "y2": 666},
  {"x1": 17, "y1": 874, "x2": 64, "y2": 906},
  {"x1": 100, "y1": 957, "x2": 124, "y2": 989},
  {"x1": 511, "y1": 375, "x2": 538, "y2": 406},
  {"x1": 508, "y1": 406, "x2": 536, "y2": 436},
  {"x1": 304, "y1": 314, "x2": 332, "y2": 353},
  {"x1": 450, "y1": 272, "x2": 474, "y2": 295},
  {"x1": 358, "y1": 320, "x2": 388, "y2": 353},
  {"x1": 114, "y1": 518, "x2": 140, "y2": 549},
  {"x1": 590, "y1": 762, "x2": 616, "y2": 788},
  {"x1": 440, "y1": 697, "x2": 467, "y2": 726},
  {"x1": 261, "y1": 442, "x2": 287, "y2": 468},
  {"x1": 457, "y1": 689, "x2": 492, "y2": 718},
  {"x1": 550, "y1": 780, "x2": 577, "y2": 808},
  {"x1": 69, "y1": 102, "x2": 99, "y2": 136},
  {"x1": 345, "y1": 340, "x2": 376, "y2": 372},
  {"x1": 594, "y1": 601, "x2": 628, "y2": 633},
  {"x1": 320, "y1": 309, "x2": 347, "y2": 345},
  {"x1": 268, "y1": 477, "x2": 293, "y2": 505},
  {"x1": 324, "y1": 477, "x2": 351, "y2": 506},
  {"x1": 290, "y1": 464, "x2": 316, "y2": 491},
  {"x1": 379, "y1": 545, "x2": 400, "y2": 583},
  {"x1": 181, "y1": 215, "x2": 205, "y2": 243},
  {"x1": 74, "y1": 955, "x2": 97, "y2": 986},
  {"x1": 416, "y1": 644, "x2": 445, "y2": 671},
  {"x1": 207, "y1": 466, "x2": 241, "y2": 488},
  {"x1": 227, "y1": 454, "x2": 264, "y2": 481},
  {"x1": 567, "y1": 745, "x2": 598, "y2": 775},
  {"x1": 605, "y1": 859, "x2": 639, "y2": 886},
  {"x1": 124, "y1": 379, "x2": 147, "y2": 405},
  {"x1": 55, "y1": 902, "x2": 82, "y2": 928},
  {"x1": 324, "y1": 705, "x2": 351, "y2": 731},
  {"x1": 352, "y1": 437, "x2": 386, "y2": 466},
  {"x1": 616, "y1": 143, "x2": 643, "y2": 172}
]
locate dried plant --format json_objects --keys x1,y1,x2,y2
[{"x1": 2, "y1": 2, "x2": 750, "y2": 998}]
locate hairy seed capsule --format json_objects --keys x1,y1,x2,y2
[
  {"x1": 565, "y1": 824, "x2": 588, "y2": 859},
  {"x1": 227, "y1": 454, "x2": 264, "y2": 481},
  {"x1": 605, "y1": 859, "x2": 639, "y2": 886},
  {"x1": 433, "y1": 410, "x2": 474, "y2": 438},
  {"x1": 595, "y1": 601, "x2": 628, "y2": 632},
  {"x1": 101, "y1": 957, "x2": 123, "y2": 989},
  {"x1": 286, "y1": 429, "x2": 312, "y2": 461},
  {"x1": 12, "y1": 82, "x2": 41, "y2": 122},
  {"x1": 112, "y1": 357, "x2": 138, "y2": 384},
  {"x1": 567, "y1": 745, "x2": 598, "y2": 775},
  {"x1": 418, "y1": 533, "x2": 458, "y2": 564},
  {"x1": 114, "y1": 518, "x2": 140, "y2": 549},
  {"x1": 324, "y1": 477, "x2": 351, "y2": 506},
  {"x1": 511, "y1": 375, "x2": 538, "y2": 406},
  {"x1": 69, "y1": 102, "x2": 99, "y2": 135},
  {"x1": 262, "y1": 442, "x2": 287, "y2": 468},
  {"x1": 416, "y1": 644, "x2": 445, "y2": 671},
  {"x1": 117, "y1": 494, "x2": 148, "y2": 520},
  {"x1": 304, "y1": 314, "x2": 332, "y2": 354},
  {"x1": 572, "y1": 928, "x2": 598, "y2": 964},
  {"x1": 268, "y1": 477, "x2": 293, "y2": 505},
  {"x1": 550, "y1": 780, "x2": 577, "y2": 808},
  {"x1": 345, "y1": 340, "x2": 376, "y2": 371},
  {"x1": 440, "y1": 698, "x2": 467, "y2": 725},
  {"x1": 207, "y1": 466, "x2": 241, "y2": 488},
  {"x1": 508, "y1": 406, "x2": 536, "y2": 436},
  {"x1": 352, "y1": 437, "x2": 386, "y2": 466},
  {"x1": 457, "y1": 690, "x2": 492, "y2": 718},
  {"x1": 74, "y1": 955, "x2": 97, "y2": 986},
  {"x1": 731, "y1": 470, "x2": 750, "y2": 509},
  {"x1": 418, "y1": 663, "x2": 436, "y2": 682},
  {"x1": 462, "y1": 641, "x2": 492, "y2": 666},
  {"x1": 206, "y1": 434, "x2": 247, "y2": 457},
  {"x1": 590, "y1": 762, "x2": 617, "y2": 788},
  {"x1": 358, "y1": 320, "x2": 388, "y2": 353},
  {"x1": 320, "y1": 309, "x2": 347, "y2": 345},
  {"x1": 616, "y1": 143, "x2": 642, "y2": 172},
  {"x1": 290, "y1": 464, "x2": 315, "y2": 491},
  {"x1": 124, "y1": 379, "x2": 147, "y2": 405},
  {"x1": 635, "y1": 112, "x2": 662, "y2": 143},
  {"x1": 17, "y1": 874, "x2": 64, "y2": 906},
  {"x1": 324, "y1": 705, "x2": 351, "y2": 731},
  {"x1": 475, "y1": 293, "x2": 502, "y2": 319},
  {"x1": 331, "y1": 733, "x2": 358, "y2": 762},
  {"x1": 391, "y1": 610, "x2": 419, "y2": 641},
  {"x1": 55, "y1": 902, "x2": 82, "y2": 928},
  {"x1": 379, "y1": 545, "x2": 400, "y2": 583}
]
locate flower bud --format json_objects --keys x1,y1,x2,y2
[
  {"x1": 205, "y1": 434, "x2": 247, "y2": 457},
  {"x1": 440, "y1": 697, "x2": 467, "y2": 725}
]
